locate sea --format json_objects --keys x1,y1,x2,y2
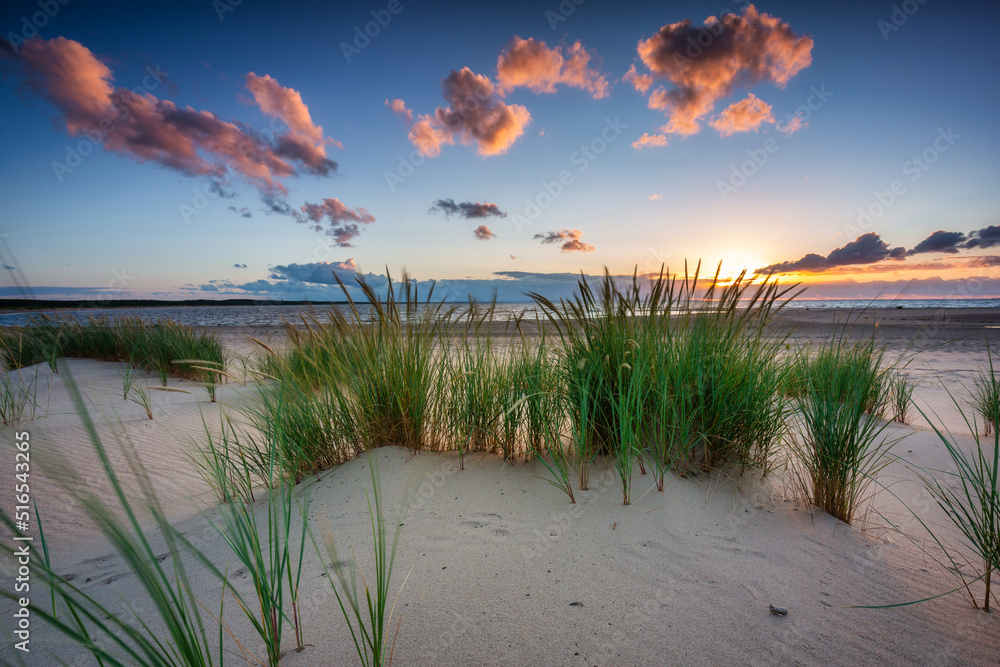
[{"x1": 1, "y1": 298, "x2": 1000, "y2": 328}]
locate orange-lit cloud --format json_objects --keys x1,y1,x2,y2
[
  {"x1": 709, "y1": 93, "x2": 774, "y2": 136},
  {"x1": 777, "y1": 112, "x2": 807, "y2": 136},
  {"x1": 632, "y1": 132, "x2": 669, "y2": 149},
  {"x1": 623, "y1": 64, "x2": 653, "y2": 94},
  {"x1": 496, "y1": 37, "x2": 609, "y2": 98},
  {"x1": 473, "y1": 225, "x2": 497, "y2": 240},
  {"x1": 245, "y1": 72, "x2": 340, "y2": 169},
  {"x1": 406, "y1": 68, "x2": 531, "y2": 157},
  {"x1": 385, "y1": 97, "x2": 413, "y2": 123},
  {"x1": 631, "y1": 5, "x2": 813, "y2": 139},
  {"x1": 534, "y1": 228, "x2": 595, "y2": 252},
  {"x1": 5, "y1": 37, "x2": 337, "y2": 194}
]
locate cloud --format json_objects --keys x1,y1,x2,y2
[
  {"x1": 473, "y1": 225, "x2": 496, "y2": 240},
  {"x1": 648, "y1": 193, "x2": 662, "y2": 200},
  {"x1": 908, "y1": 229, "x2": 967, "y2": 255},
  {"x1": 407, "y1": 67, "x2": 531, "y2": 157},
  {"x1": 385, "y1": 98, "x2": 413, "y2": 123},
  {"x1": 966, "y1": 255, "x2": 1000, "y2": 268},
  {"x1": 228, "y1": 206, "x2": 252, "y2": 218},
  {"x1": 268, "y1": 259, "x2": 359, "y2": 284},
  {"x1": 430, "y1": 198, "x2": 507, "y2": 219},
  {"x1": 759, "y1": 233, "x2": 905, "y2": 274},
  {"x1": 630, "y1": 5, "x2": 813, "y2": 138},
  {"x1": 777, "y1": 112, "x2": 807, "y2": 136},
  {"x1": 4, "y1": 37, "x2": 338, "y2": 195},
  {"x1": 708, "y1": 93, "x2": 774, "y2": 136},
  {"x1": 623, "y1": 64, "x2": 654, "y2": 94},
  {"x1": 496, "y1": 37, "x2": 609, "y2": 98},
  {"x1": 632, "y1": 133, "x2": 669, "y2": 149},
  {"x1": 244, "y1": 72, "x2": 339, "y2": 174},
  {"x1": 534, "y1": 228, "x2": 595, "y2": 253},
  {"x1": 260, "y1": 194, "x2": 296, "y2": 216},
  {"x1": 298, "y1": 198, "x2": 375, "y2": 247},
  {"x1": 233, "y1": 263, "x2": 248, "y2": 268},
  {"x1": 963, "y1": 225, "x2": 1000, "y2": 250}
]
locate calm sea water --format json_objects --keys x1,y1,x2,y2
[{"x1": 1, "y1": 298, "x2": 999, "y2": 328}]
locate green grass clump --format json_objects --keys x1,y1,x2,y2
[
  {"x1": 918, "y1": 349, "x2": 1000, "y2": 612},
  {"x1": 792, "y1": 331, "x2": 895, "y2": 524},
  {"x1": 0, "y1": 366, "x2": 41, "y2": 425},
  {"x1": 969, "y1": 363, "x2": 1000, "y2": 437},
  {"x1": 890, "y1": 370, "x2": 914, "y2": 424},
  {"x1": 0, "y1": 368, "x2": 230, "y2": 665},
  {"x1": 0, "y1": 314, "x2": 226, "y2": 382},
  {"x1": 530, "y1": 263, "x2": 797, "y2": 503}
]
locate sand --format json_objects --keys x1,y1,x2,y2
[{"x1": 2, "y1": 308, "x2": 999, "y2": 665}]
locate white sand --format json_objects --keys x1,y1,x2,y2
[{"x1": 1, "y1": 351, "x2": 999, "y2": 665}]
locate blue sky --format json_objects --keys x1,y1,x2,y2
[{"x1": 2, "y1": 0, "x2": 999, "y2": 301}]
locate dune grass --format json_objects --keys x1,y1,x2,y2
[
  {"x1": 203, "y1": 421, "x2": 309, "y2": 665},
  {"x1": 318, "y1": 457, "x2": 409, "y2": 667},
  {"x1": 969, "y1": 360, "x2": 1000, "y2": 437},
  {"x1": 0, "y1": 314, "x2": 225, "y2": 382},
  {"x1": 0, "y1": 368, "x2": 231, "y2": 666},
  {"x1": 917, "y1": 352, "x2": 1000, "y2": 612},
  {"x1": 890, "y1": 370, "x2": 914, "y2": 424},
  {"x1": 0, "y1": 366, "x2": 41, "y2": 426},
  {"x1": 528, "y1": 264, "x2": 797, "y2": 503},
  {"x1": 791, "y1": 330, "x2": 896, "y2": 524}
]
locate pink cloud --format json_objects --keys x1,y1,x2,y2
[
  {"x1": 623, "y1": 64, "x2": 653, "y2": 94},
  {"x1": 299, "y1": 198, "x2": 375, "y2": 247},
  {"x1": 632, "y1": 132, "x2": 669, "y2": 149},
  {"x1": 6, "y1": 37, "x2": 337, "y2": 194},
  {"x1": 385, "y1": 97, "x2": 413, "y2": 123},
  {"x1": 408, "y1": 67, "x2": 531, "y2": 157},
  {"x1": 709, "y1": 93, "x2": 774, "y2": 136},
  {"x1": 534, "y1": 228, "x2": 595, "y2": 252},
  {"x1": 496, "y1": 37, "x2": 609, "y2": 98},
  {"x1": 246, "y1": 72, "x2": 341, "y2": 168},
  {"x1": 631, "y1": 5, "x2": 813, "y2": 139},
  {"x1": 473, "y1": 225, "x2": 497, "y2": 240},
  {"x1": 777, "y1": 113, "x2": 808, "y2": 136}
]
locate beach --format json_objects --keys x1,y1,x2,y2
[{"x1": 1, "y1": 307, "x2": 999, "y2": 665}]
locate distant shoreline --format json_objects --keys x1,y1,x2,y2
[{"x1": 0, "y1": 298, "x2": 349, "y2": 314}]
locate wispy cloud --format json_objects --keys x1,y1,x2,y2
[
  {"x1": 430, "y1": 198, "x2": 507, "y2": 219},
  {"x1": 3, "y1": 36, "x2": 337, "y2": 195}
]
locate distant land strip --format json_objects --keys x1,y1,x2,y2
[{"x1": 0, "y1": 299, "x2": 346, "y2": 313}]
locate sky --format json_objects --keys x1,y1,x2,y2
[{"x1": 1, "y1": 0, "x2": 999, "y2": 303}]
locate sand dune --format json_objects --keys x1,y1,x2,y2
[{"x1": 2, "y1": 322, "x2": 999, "y2": 664}]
